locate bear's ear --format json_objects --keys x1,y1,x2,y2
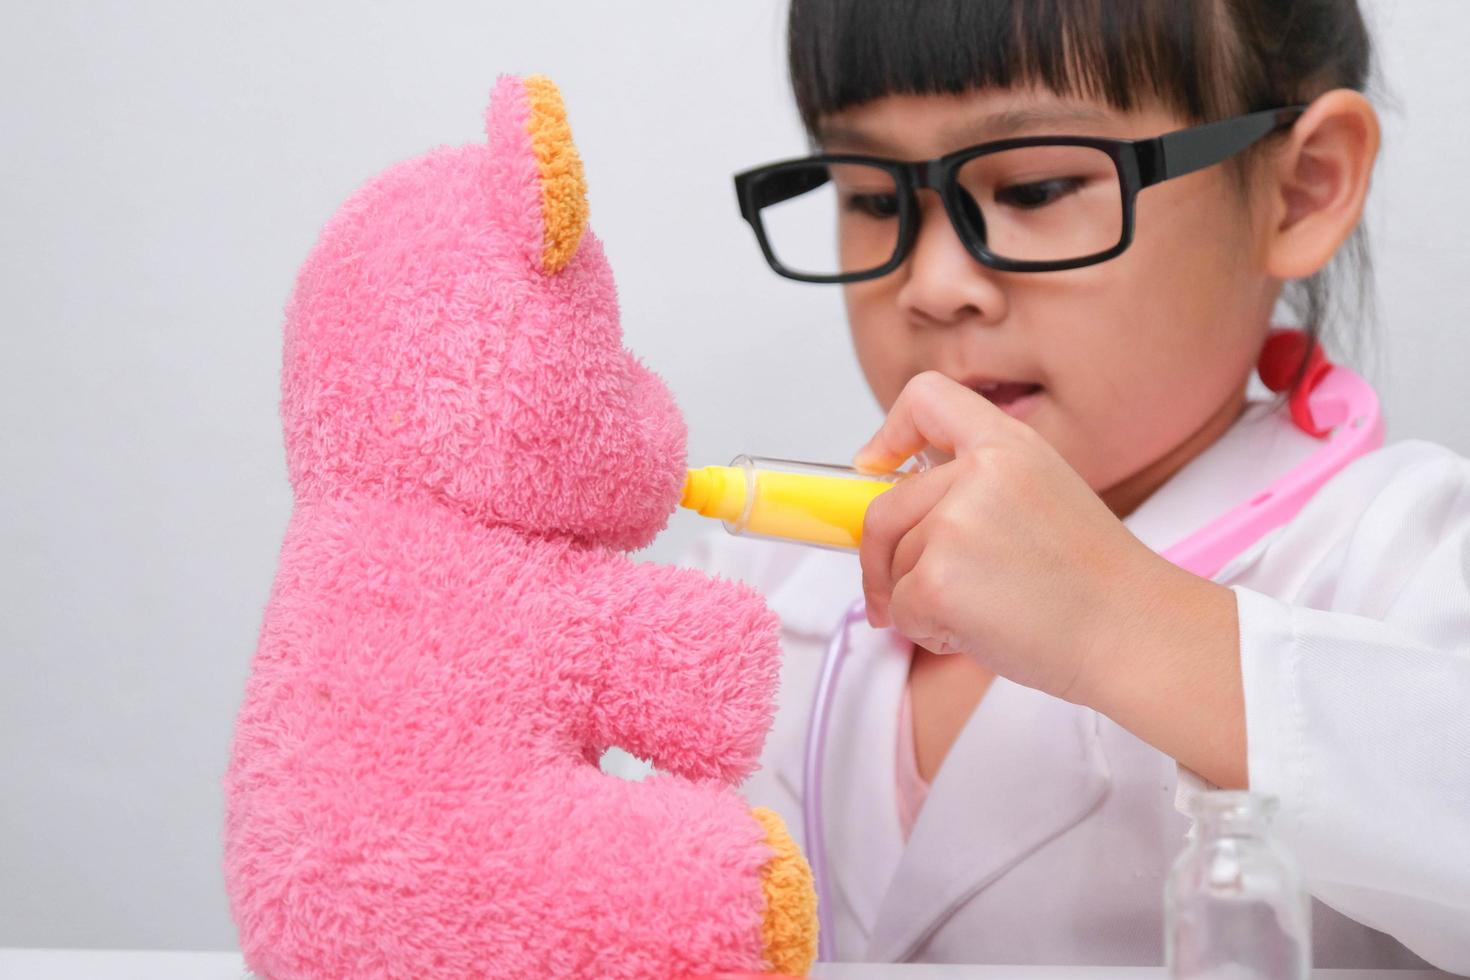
[{"x1": 484, "y1": 74, "x2": 589, "y2": 276}]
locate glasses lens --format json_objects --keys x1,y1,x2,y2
[
  {"x1": 955, "y1": 146, "x2": 1123, "y2": 263},
  {"x1": 752, "y1": 161, "x2": 901, "y2": 279}
]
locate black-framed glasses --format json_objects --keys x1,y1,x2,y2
[{"x1": 733, "y1": 106, "x2": 1306, "y2": 283}]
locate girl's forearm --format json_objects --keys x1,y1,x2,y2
[{"x1": 1082, "y1": 563, "x2": 1249, "y2": 791}]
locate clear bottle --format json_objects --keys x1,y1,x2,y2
[{"x1": 1166, "y1": 791, "x2": 1311, "y2": 980}]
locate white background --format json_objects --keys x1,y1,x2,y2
[{"x1": 2, "y1": 0, "x2": 1466, "y2": 951}]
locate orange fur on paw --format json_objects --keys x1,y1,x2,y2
[
  {"x1": 752, "y1": 806, "x2": 818, "y2": 976},
  {"x1": 522, "y1": 74, "x2": 589, "y2": 275}
]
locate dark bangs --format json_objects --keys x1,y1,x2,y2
[{"x1": 789, "y1": 0, "x2": 1301, "y2": 138}]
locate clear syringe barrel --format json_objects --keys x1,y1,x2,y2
[{"x1": 679, "y1": 455, "x2": 906, "y2": 552}]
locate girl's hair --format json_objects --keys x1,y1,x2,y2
[{"x1": 787, "y1": 0, "x2": 1376, "y2": 400}]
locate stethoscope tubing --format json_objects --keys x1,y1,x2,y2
[{"x1": 802, "y1": 597, "x2": 869, "y2": 963}]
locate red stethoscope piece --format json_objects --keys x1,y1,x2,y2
[{"x1": 1258, "y1": 327, "x2": 1334, "y2": 438}]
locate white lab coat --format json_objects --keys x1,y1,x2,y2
[{"x1": 677, "y1": 398, "x2": 1470, "y2": 972}]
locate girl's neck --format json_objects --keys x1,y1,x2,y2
[{"x1": 1100, "y1": 388, "x2": 1249, "y2": 520}]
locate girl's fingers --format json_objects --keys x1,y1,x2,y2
[
  {"x1": 860, "y1": 462, "x2": 956, "y2": 626},
  {"x1": 852, "y1": 371, "x2": 1005, "y2": 473}
]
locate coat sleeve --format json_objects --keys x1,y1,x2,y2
[{"x1": 1181, "y1": 445, "x2": 1470, "y2": 973}]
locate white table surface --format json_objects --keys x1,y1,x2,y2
[{"x1": 0, "y1": 950, "x2": 1459, "y2": 980}]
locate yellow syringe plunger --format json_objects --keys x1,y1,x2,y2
[{"x1": 680, "y1": 456, "x2": 904, "y2": 551}]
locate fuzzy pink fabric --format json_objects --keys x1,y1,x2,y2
[{"x1": 223, "y1": 76, "x2": 786, "y2": 979}]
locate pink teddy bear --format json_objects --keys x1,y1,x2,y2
[{"x1": 222, "y1": 74, "x2": 817, "y2": 980}]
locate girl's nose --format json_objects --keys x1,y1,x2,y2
[{"x1": 895, "y1": 193, "x2": 1008, "y2": 328}]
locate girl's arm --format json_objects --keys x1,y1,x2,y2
[
  {"x1": 1078, "y1": 565, "x2": 1247, "y2": 788},
  {"x1": 1092, "y1": 447, "x2": 1470, "y2": 974},
  {"x1": 852, "y1": 373, "x2": 1470, "y2": 972}
]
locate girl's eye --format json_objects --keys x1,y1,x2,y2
[
  {"x1": 995, "y1": 177, "x2": 1085, "y2": 209},
  {"x1": 842, "y1": 193, "x2": 900, "y2": 219}
]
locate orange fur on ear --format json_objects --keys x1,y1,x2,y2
[{"x1": 523, "y1": 75, "x2": 589, "y2": 275}]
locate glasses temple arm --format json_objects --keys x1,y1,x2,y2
[{"x1": 1137, "y1": 106, "x2": 1307, "y2": 187}]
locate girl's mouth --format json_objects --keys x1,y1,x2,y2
[{"x1": 962, "y1": 378, "x2": 1045, "y2": 418}]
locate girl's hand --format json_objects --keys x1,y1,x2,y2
[{"x1": 854, "y1": 371, "x2": 1211, "y2": 710}]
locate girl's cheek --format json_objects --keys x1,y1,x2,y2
[{"x1": 847, "y1": 312, "x2": 907, "y2": 410}]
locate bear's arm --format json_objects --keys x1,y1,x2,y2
[{"x1": 565, "y1": 550, "x2": 783, "y2": 786}]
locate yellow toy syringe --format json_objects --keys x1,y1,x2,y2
[{"x1": 679, "y1": 455, "x2": 911, "y2": 551}]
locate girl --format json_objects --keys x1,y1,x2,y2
[{"x1": 683, "y1": 0, "x2": 1470, "y2": 970}]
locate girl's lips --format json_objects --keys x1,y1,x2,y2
[
  {"x1": 963, "y1": 379, "x2": 1045, "y2": 419},
  {"x1": 992, "y1": 385, "x2": 1043, "y2": 419},
  {"x1": 971, "y1": 381, "x2": 1041, "y2": 405}
]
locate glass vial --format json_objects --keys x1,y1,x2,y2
[{"x1": 1166, "y1": 791, "x2": 1311, "y2": 980}]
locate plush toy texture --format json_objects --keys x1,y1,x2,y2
[{"x1": 222, "y1": 74, "x2": 816, "y2": 979}]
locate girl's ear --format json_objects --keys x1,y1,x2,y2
[
  {"x1": 484, "y1": 74, "x2": 589, "y2": 275},
  {"x1": 1263, "y1": 89, "x2": 1381, "y2": 281}
]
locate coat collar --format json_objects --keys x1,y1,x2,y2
[
  {"x1": 760, "y1": 398, "x2": 1319, "y2": 957},
  {"x1": 764, "y1": 547, "x2": 907, "y2": 941},
  {"x1": 867, "y1": 677, "x2": 1112, "y2": 961},
  {"x1": 1118, "y1": 397, "x2": 1322, "y2": 560}
]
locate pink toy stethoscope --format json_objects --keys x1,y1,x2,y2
[{"x1": 803, "y1": 329, "x2": 1385, "y2": 961}]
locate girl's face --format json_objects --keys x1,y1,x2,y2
[{"x1": 820, "y1": 89, "x2": 1282, "y2": 516}]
